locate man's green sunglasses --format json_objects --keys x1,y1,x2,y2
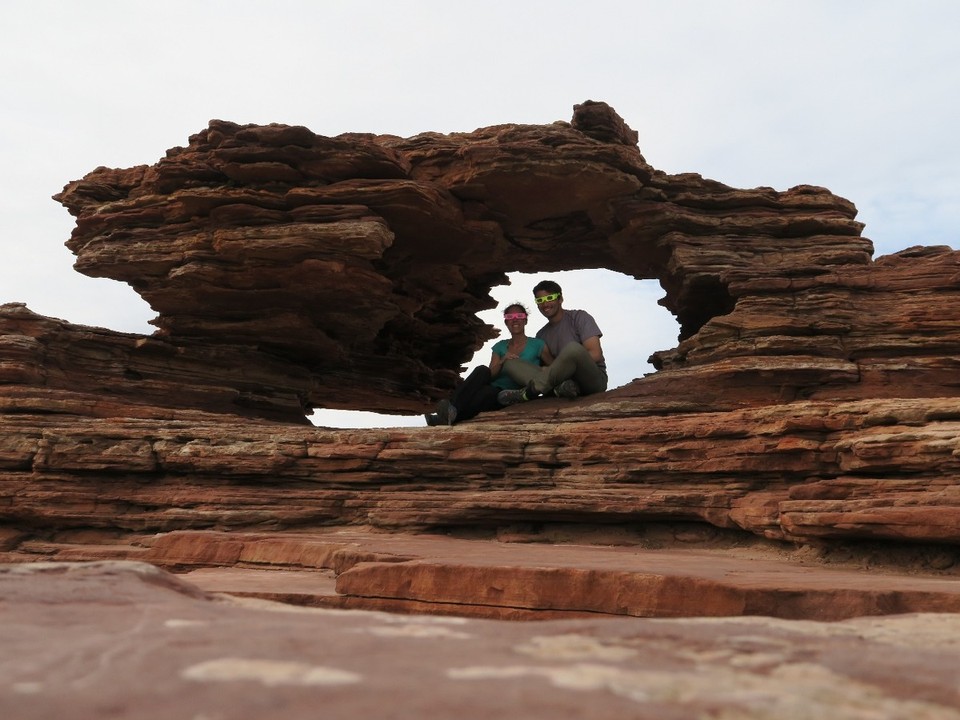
[{"x1": 535, "y1": 293, "x2": 561, "y2": 305}]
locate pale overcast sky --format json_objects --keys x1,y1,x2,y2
[{"x1": 1, "y1": 1, "x2": 957, "y2": 427}]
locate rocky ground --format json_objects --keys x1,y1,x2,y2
[{"x1": 3, "y1": 561, "x2": 960, "y2": 720}]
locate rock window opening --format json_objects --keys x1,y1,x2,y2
[{"x1": 309, "y1": 269, "x2": 680, "y2": 428}]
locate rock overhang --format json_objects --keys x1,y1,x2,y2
[{"x1": 48, "y1": 100, "x2": 881, "y2": 420}]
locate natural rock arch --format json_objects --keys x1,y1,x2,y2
[
  {"x1": 49, "y1": 100, "x2": 956, "y2": 425},
  {"x1": 3, "y1": 100, "x2": 960, "y2": 555}
]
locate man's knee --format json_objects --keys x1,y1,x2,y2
[
  {"x1": 556, "y1": 342, "x2": 589, "y2": 361},
  {"x1": 557, "y1": 343, "x2": 607, "y2": 394}
]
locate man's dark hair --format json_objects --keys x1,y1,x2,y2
[{"x1": 533, "y1": 279, "x2": 562, "y2": 295}]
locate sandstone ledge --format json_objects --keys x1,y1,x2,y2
[
  {"x1": 5, "y1": 526, "x2": 960, "y2": 623},
  {"x1": 2, "y1": 394, "x2": 960, "y2": 548}
]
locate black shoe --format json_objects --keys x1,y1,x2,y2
[
  {"x1": 552, "y1": 379, "x2": 580, "y2": 399},
  {"x1": 436, "y1": 399, "x2": 458, "y2": 425},
  {"x1": 497, "y1": 388, "x2": 526, "y2": 406},
  {"x1": 498, "y1": 380, "x2": 540, "y2": 406},
  {"x1": 425, "y1": 413, "x2": 441, "y2": 426}
]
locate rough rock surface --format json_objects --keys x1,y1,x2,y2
[
  {"x1": 2, "y1": 102, "x2": 960, "y2": 688},
  {"x1": 2, "y1": 393, "x2": 959, "y2": 548},
  {"x1": 3, "y1": 562, "x2": 960, "y2": 720}
]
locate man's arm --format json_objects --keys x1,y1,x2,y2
[
  {"x1": 539, "y1": 343, "x2": 555, "y2": 366},
  {"x1": 582, "y1": 335, "x2": 604, "y2": 365}
]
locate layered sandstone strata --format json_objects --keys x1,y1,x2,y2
[
  {"x1": 1, "y1": 103, "x2": 959, "y2": 621},
  {"x1": 50, "y1": 101, "x2": 879, "y2": 418}
]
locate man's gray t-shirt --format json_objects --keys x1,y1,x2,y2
[{"x1": 536, "y1": 309, "x2": 606, "y2": 369}]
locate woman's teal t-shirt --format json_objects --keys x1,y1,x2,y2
[{"x1": 490, "y1": 337, "x2": 546, "y2": 390}]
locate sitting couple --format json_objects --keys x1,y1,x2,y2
[{"x1": 426, "y1": 280, "x2": 608, "y2": 426}]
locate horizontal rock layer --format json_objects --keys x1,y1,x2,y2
[{"x1": 2, "y1": 393, "x2": 959, "y2": 548}]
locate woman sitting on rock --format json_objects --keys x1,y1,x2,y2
[{"x1": 426, "y1": 302, "x2": 553, "y2": 426}]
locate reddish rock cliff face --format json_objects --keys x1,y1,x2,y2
[{"x1": 2, "y1": 102, "x2": 960, "y2": 630}]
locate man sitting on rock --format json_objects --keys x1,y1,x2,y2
[{"x1": 498, "y1": 280, "x2": 608, "y2": 404}]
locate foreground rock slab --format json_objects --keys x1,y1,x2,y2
[
  {"x1": 11, "y1": 528, "x2": 960, "y2": 621},
  {"x1": 2, "y1": 562, "x2": 959, "y2": 720}
]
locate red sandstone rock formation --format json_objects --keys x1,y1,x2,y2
[
  {"x1": 2, "y1": 102, "x2": 960, "y2": 632},
  {"x1": 50, "y1": 100, "x2": 876, "y2": 417}
]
